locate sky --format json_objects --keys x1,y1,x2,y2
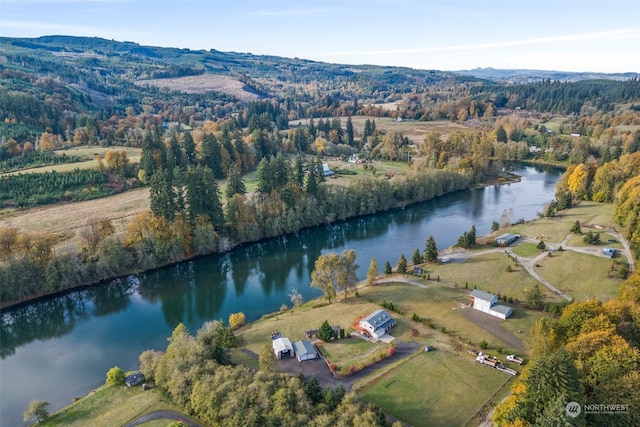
[{"x1": 1, "y1": 0, "x2": 639, "y2": 73}]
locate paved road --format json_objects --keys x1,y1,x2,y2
[{"x1": 123, "y1": 410, "x2": 202, "y2": 427}]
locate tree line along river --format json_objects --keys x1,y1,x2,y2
[{"x1": 0, "y1": 164, "x2": 561, "y2": 426}]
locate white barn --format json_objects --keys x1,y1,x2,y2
[
  {"x1": 293, "y1": 340, "x2": 318, "y2": 361},
  {"x1": 469, "y1": 289, "x2": 513, "y2": 320},
  {"x1": 359, "y1": 309, "x2": 396, "y2": 339},
  {"x1": 272, "y1": 337, "x2": 294, "y2": 359}
]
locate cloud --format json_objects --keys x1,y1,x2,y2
[
  {"x1": 249, "y1": 6, "x2": 328, "y2": 17},
  {"x1": 308, "y1": 29, "x2": 640, "y2": 58}
]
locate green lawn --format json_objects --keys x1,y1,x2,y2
[
  {"x1": 535, "y1": 251, "x2": 622, "y2": 301},
  {"x1": 40, "y1": 381, "x2": 192, "y2": 427},
  {"x1": 511, "y1": 242, "x2": 541, "y2": 258},
  {"x1": 317, "y1": 338, "x2": 386, "y2": 369},
  {"x1": 507, "y1": 201, "x2": 617, "y2": 244},
  {"x1": 565, "y1": 231, "x2": 623, "y2": 249},
  {"x1": 427, "y1": 252, "x2": 564, "y2": 304},
  {"x1": 359, "y1": 350, "x2": 513, "y2": 427}
]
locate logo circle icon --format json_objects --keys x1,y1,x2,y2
[{"x1": 565, "y1": 401, "x2": 581, "y2": 418}]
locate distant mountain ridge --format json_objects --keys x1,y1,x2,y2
[{"x1": 453, "y1": 67, "x2": 639, "y2": 83}]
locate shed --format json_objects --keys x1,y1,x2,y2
[
  {"x1": 495, "y1": 233, "x2": 519, "y2": 246},
  {"x1": 272, "y1": 337, "x2": 294, "y2": 359},
  {"x1": 322, "y1": 163, "x2": 335, "y2": 177},
  {"x1": 293, "y1": 340, "x2": 318, "y2": 361},
  {"x1": 602, "y1": 247, "x2": 615, "y2": 258},
  {"x1": 125, "y1": 372, "x2": 145, "y2": 387},
  {"x1": 470, "y1": 289, "x2": 512, "y2": 319},
  {"x1": 359, "y1": 309, "x2": 396, "y2": 339}
]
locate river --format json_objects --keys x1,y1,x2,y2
[{"x1": 0, "y1": 165, "x2": 561, "y2": 426}]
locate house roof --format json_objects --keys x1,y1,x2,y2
[
  {"x1": 125, "y1": 372, "x2": 144, "y2": 387},
  {"x1": 361, "y1": 309, "x2": 394, "y2": 327},
  {"x1": 496, "y1": 233, "x2": 516, "y2": 241},
  {"x1": 272, "y1": 337, "x2": 293, "y2": 352},
  {"x1": 293, "y1": 340, "x2": 317, "y2": 357},
  {"x1": 491, "y1": 304, "x2": 513, "y2": 315},
  {"x1": 470, "y1": 289, "x2": 498, "y2": 302},
  {"x1": 603, "y1": 247, "x2": 615, "y2": 254}
]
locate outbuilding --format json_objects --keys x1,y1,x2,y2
[
  {"x1": 469, "y1": 289, "x2": 513, "y2": 319},
  {"x1": 125, "y1": 372, "x2": 145, "y2": 387},
  {"x1": 495, "y1": 233, "x2": 519, "y2": 247},
  {"x1": 293, "y1": 340, "x2": 318, "y2": 361},
  {"x1": 272, "y1": 337, "x2": 294, "y2": 359},
  {"x1": 602, "y1": 247, "x2": 615, "y2": 258}
]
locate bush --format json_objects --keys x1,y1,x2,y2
[
  {"x1": 106, "y1": 366, "x2": 125, "y2": 386},
  {"x1": 505, "y1": 265, "x2": 513, "y2": 272},
  {"x1": 479, "y1": 340, "x2": 489, "y2": 349},
  {"x1": 537, "y1": 240, "x2": 546, "y2": 250},
  {"x1": 388, "y1": 346, "x2": 396, "y2": 356},
  {"x1": 229, "y1": 312, "x2": 246, "y2": 329}
]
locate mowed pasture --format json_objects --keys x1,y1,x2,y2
[
  {"x1": 430, "y1": 251, "x2": 565, "y2": 303},
  {"x1": 40, "y1": 379, "x2": 190, "y2": 427},
  {"x1": 360, "y1": 350, "x2": 512, "y2": 427},
  {"x1": 534, "y1": 250, "x2": 622, "y2": 301},
  {"x1": 0, "y1": 188, "x2": 150, "y2": 251},
  {"x1": 3, "y1": 146, "x2": 142, "y2": 176}
]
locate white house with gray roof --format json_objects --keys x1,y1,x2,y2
[
  {"x1": 359, "y1": 309, "x2": 396, "y2": 339},
  {"x1": 469, "y1": 289, "x2": 513, "y2": 320}
]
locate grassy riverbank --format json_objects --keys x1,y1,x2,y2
[
  {"x1": 37, "y1": 200, "x2": 631, "y2": 426},
  {"x1": 39, "y1": 380, "x2": 188, "y2": 427}
]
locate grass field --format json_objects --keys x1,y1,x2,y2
[
  {"x1": 507, "y1": 201, "x2": 617, "y2": 244},
  {"x1": 40, "y1": 381, "x2": 192, "y2": 427},
  {"x1": 426, "y1": 252, "x2": 565, "y2": 304},
  {"x1": 316, "y1": 339, "x2": 386, "y2": 368},
  {"x1": 511, "y1": 242, "x2": 541, "y2": 258},
  {"x1": 535, "y1": 250, "x2": 622, "y2": 301},
  {"x1": 4, "y1": 147, "x2": 143, "y2": 176},
  {"x1": 360, "y1": 350, "x2": 513, "y2": 427}
]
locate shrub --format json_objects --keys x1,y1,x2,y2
[
  {"x1": 440, "y1": 326, "x2": 447, "y2": 334},
  {"x1": 479, "y1": 340, "x2": 489, "y2": 349},
  {"x1": 106, "y1": 366, "x2": 125, "y2": 386},
  {"x1": 411, "y1": 313, "x2": 421, "y2": 322},
  {"x1": 537, "y1": 240, "x2": 546, "y2": 250},
  {"x1": 505, "y1": 265, "x2": 513, "y2": 272},
  {"x1": 229, "y1": 312, "x2": 246, "y2": 329},
  {"x1": 349, "y1": 365, "x2": 357, "y2": 374},
  {"x1": 388, "y1": 346, "x2": 396, "y2": 356}
]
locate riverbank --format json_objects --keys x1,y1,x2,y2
[
  {"x1": 37, "y1": 199, "x2": 633, "y2": 426},
  {"x1": 1, "y1": 170, "x2": 472, "y2": 311},
  {"x1": 0, "y1": 165, "x2": 564, "y2": 427}
]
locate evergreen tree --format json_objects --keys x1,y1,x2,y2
[
  {"x1": 294, "y1": 155, "x2": 305, "y2": 189},
  {"x1": 346, "y1": 116, "x2": 354, "y2": 146},
  {"x1": 424, "y1": 235, "x2": 439, "y2": 262},
  {"x1": 304, "y1": 376, "x2": 323, "y2": 404},
  {"x1": 182, "y1": 131, "x2": 196, "y2": 166},
  {"x1": 468, "y1": 225, "x2": 477, "y2": 245},
  {"x1": 397, "y1": 254, "x2": 407, "y2": 274},
  {"x1": 149, "y1": 168, "x2": 176, "y2": 221},
  {"x1": 384, "y1": 261, "x2": 392, "y2": 275},
  {"x1": 570, "y1": 220, "x2": 582, "y2": 234},
  {"x1": 318, "y1": 320, "x2": 334, "y2": 341},
  {"x1": 412, "y1": 248, "x2": 422, "y2": 265},
  {"x1": 491, "y1": 220, "x2": 500, "y2": 232},
  {"x1": 201, "y1": 132, "x2": 224, "y2": 178},
  {"x1": 225, "y1": 163, "x2": 246, "y2": 199}
]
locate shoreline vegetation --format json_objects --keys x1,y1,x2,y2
[
  {"x1": 0, "y1": 167, "x2": 492, "y2": 310},
  {"x1": 37, "y1": 199, "x2": 636, "y2": 426}
]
